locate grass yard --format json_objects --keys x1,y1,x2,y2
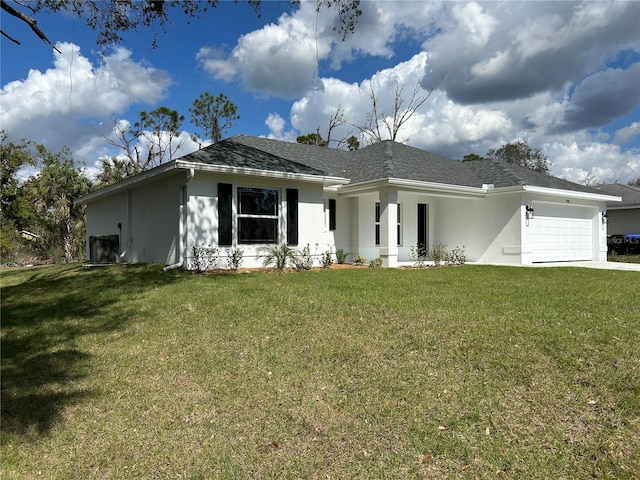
[
  {"x1": 609, "y1": 253, "x2": 640, "y2": 264},
  {"x1": 1, "y1": 264, "x2": 639, "y2": 479}
]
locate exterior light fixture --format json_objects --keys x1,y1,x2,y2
[
  {"x1": 602, "y1": 211, "x2": 608, "y2": 224},
  {"x1": 525, "y1": 205, "x2": 535, "y2": 220}
]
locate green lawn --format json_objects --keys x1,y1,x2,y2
[
  {"x1": 2, "y1": 264, "x2": 639, "y2": 479},
  {"x1": 609, "y1": 253, "x2": 640, "y2": 264}
]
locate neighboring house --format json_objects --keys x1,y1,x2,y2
[
  {"x1": 594, "y1": 183, "x2": 640, "y2": 235},
  {"x1": 594, "y1": 183, "x2": 640, "y2": 254},
  {"x1": 78, "y1": 135, "x2": 620, "y2": 268}
]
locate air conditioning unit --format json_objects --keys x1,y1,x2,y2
[{"x1": 89, "y1": 235, "x2": 120, "y2": 264}]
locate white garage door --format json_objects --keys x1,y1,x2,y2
[{"x1": 531, "y1": 204, "x2": 594, "y2": 262}]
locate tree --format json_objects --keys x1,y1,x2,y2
[
  {"x1": 1, "y1": 130, "x2": 36, "y2": 220},
  {"x1": 486, "y1": 140, "x2": 551, "y2": 175},
  {"x1": 297, "y1": 131, "x2": 327, "y2": 147},
  {"x1": 189, "y1": 92, "x2": 239, "y2": 144},
  {"x1": 462, "y1": 153, "x2": 484, "y2": 162},
  {"x1": 18, "y1": 145, "x2": 91, "y2": 263},
  {"x1": 628, "y1": 177, "x2": 640, "y2": 188},
  {"x1": 2, "y1": 0, "x2": 361, "y2": 51},
  {"x1": 106, "y1": 106, "x2": 185, "y2": 173},
  {"x1": 355, "y1": 77, "x2": 442, "y2": 144},
  {"x1": 137, "y1": 106, "x2": 185, "y2": 162},
  {"x1": 346, "y1": 135, "x2": 359, "y2": 151},
  {"x1": 95, "y1": 157, "x2": 136, "y2": 188},
  {"x1": 297, "y1": 105, "x2": 360, "y2": 150}
]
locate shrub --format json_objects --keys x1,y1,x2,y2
[
  {"x1": 335, "y1": 248, "x2": 349, "y2": 264},
  {"x1": 291, "y1": 244, "x2": 314, "y2": 271},
  {"x1": 368, "y1": 257, "x2": 383, "y2": 268},
  {"x1": 353, "y1": 254, "x2": 367, "y2": 266},
  {"x1": 427, "y1": 243, "x2": 447, "y2": 266},
  {"x1": 191, "y1": 244, "x2": 220, "y2": 272},
  {"x1": 260, "y1": 244, "x2": 294, "y2": 271},
  {"x1": 448, "y1": 245, "x2": 466, "y2": 265},
  {"x1": 320, "y1": 249, "x2": 333, "y2": 269},
  {"x1": 409, "y1": 244, "x2": 428, "y2": 267},
  {"x1": 226, "y1": 248, "x2": 244, "y2": 271}
]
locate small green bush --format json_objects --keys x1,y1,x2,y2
[
  {"x1": 409, "y1": 244, "x2": 428, "y2": 267},
  {"x1": 226, "y1": 248, "x2": 244, "y2": 271},
  {"x1": 368, "y1": 257, "x2": 383, "y2": 268},
  {"x1": 191, "y1": 244, "x2": 220, "y2": 272},
  {"x1": 260, "y1": 244, "x2": 294, "y2": 271},
  {"x1": 291, "y1": 244, "x2": 314, "y2": 271},
  {"x1": 428, "y1": 243, "x2": 447, "y2": 265},
  {"x1": 320, "y1": 249, "x2": 333, "y2": 269},
  {"x1": 335, "y1": 248, "x2": 349, "y2": 264},
  {"x1": 353, "y1": 254, "x2": 367, "y2": 266}
]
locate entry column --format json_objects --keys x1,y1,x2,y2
[{"x1": 379, "y1": 187, "x2": 398, "y2": 267}]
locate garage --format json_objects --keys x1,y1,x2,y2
[{"x1": 531, "y1": 203, "x2": 595, "y2": 262}]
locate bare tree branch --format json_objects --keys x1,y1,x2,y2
[
  {"x1": 355, "y1": 75, "x2": 444, "y2": 144},
  {"x1": 1, "y1": 0, "x2": 61, "y2": 53}
]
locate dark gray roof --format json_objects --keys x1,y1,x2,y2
[
  {"x1": 466, "y1": 159, "x2": 601, "y2": 194},
  {"x1": 177, "y1": 135, "x2": 607, "y2": 193},
  {"x1": 179, "y1": 137, "x2": 327, "y2": 176},
  {"x1": 595, "y1": 184, "x2": 640, "y2": 208},
  {"x1": 348, "y1": 141, "x2": 483, "y2": 187}
]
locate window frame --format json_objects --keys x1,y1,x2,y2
[{"x1": 237, "y1": 186, "x2": 280, "y2": 244}]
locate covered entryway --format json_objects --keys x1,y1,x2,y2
[{"x1": 531, "y1": 203, "x2": 594, "y2": 262}]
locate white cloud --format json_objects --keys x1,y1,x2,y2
[
  {"x1": 546, "y1": 141, "x2": 640, "y2": 184},
  {"x1": 452, "y1": 2, "x2": 497, "y2": 47},
  {"x1": 196, "y1": 2, "x2": 443, "y2": 98},
  {"x1": 422, "y1": 1, "x2": 640, "y2": 104},
  {"x1": 0, "y1": 42, "x2": 171, "y2": 164},
  {"x1": 614, "y1": 122, "x2": 640, "y2": 145}
]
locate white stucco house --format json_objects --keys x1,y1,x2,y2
[{"x1": 77, "y1": 135, "x2": 621, "y2": 268}]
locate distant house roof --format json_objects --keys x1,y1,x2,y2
[
  {"x1": 180, "y1": 135, "x2": 602, "y2": 194},
  {"x1": 595, "y1": 184, "x2": 640, "y2": 208}
]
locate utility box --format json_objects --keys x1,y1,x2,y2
[{"x1": 89, "y1": 235, "x2": 120, "y2": 264}]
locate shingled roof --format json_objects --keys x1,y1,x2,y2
[
  {"x1": 178, "y1": 135, "x2": 603, "y2": 194},
  {"x1": 595, "y1": 183, "x2": 640, "y2": 208},
  {"x1": 465, "y1": 158, "x2": 600, "y2": 194}
]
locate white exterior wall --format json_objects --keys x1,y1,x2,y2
[
  {"x1": 84, "y1": 192, "x2": 129, "y2": 261},
  {"x1": 129, "y1": 175, "x2": 183, "y2": 264},
  {"x1": 185, "y1": 172, "x2": 329, "y2": 268},
  {"x1": 326, "y1": 193, "x2": 352, "y2": 261},
  {"x1": 429, "y1": 193, "x2": 523, "y2": 265},
  {"x1": 84, "y1": 173, "x2": 185, "y2": 264}
]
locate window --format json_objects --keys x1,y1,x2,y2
[
  {"x1": 237, "y1": 187, "x2": 279, "y2": 244},
  {"x1": 375, "y1": 202, "x2": 401, "y2": 246},
  {"x1": 329, "y1": 199, "x2": 337, "y2": 231}
]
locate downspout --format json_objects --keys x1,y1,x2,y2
[{"x1": 163, "y1": 168, "x2": 195, "y2": 271}]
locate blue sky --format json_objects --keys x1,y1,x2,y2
[{"x1": 1, "y1": 0, "x2": 639, "y2": 184}]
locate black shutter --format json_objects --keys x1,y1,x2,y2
[
  {"x1": 218, "y1": 183, "x2": 232, "y2": 246},
  {"x1": 417, "y1": 203, "x2": 427, "y2": 256},
  {"x1": 329, "y1": 199, "x2": 336, "y2": 231},
  {"x1": 286, "y1": 188, "x2": 298, "y2": 245}
]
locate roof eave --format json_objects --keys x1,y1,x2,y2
[
  {"x1": 77, "y1": 161, "x2": 180, "y2": 204},
  {"x1": 176, "y1": 160, "x2": 350, "y2": 186},
  {"x1": 338, "y1": 178, "x2": 486, "y2": 198},
  {"x1": 523, "y1": 185, "x2": 622, "y2": 202}
]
